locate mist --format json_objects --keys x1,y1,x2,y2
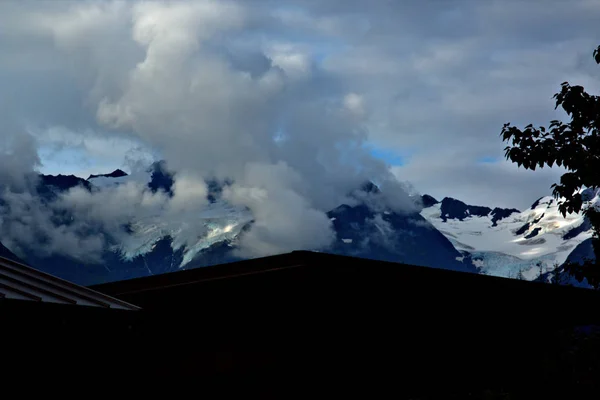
[{"x1": 0, "y1": 1, "x2": 418, "y2": 262}]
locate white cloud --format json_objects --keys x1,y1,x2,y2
[
  {"x1": 266, "y1": 43, "x2": 312, "y2": 79},
  {"x1": 343, "y1": 92, "x2": 365, "y2": 117},
  {"x1": 222, "y1": 161, "x2": 335, "y2": 257},
  {"x1": 391, "y1": 153, "x2": 567, "y2": 210},
  {"x1": 0, "y1": 0, "x2": 599, "y2": 260},
  {"x1": 168, "y1": 173, "x2": 209, "y2": 214},
  {"x1": 0, "y1": 132, "x2": 40, "y2": 190}
]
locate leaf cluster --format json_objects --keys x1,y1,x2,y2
[{"x1": 501, "y1": 45, "x2": 600, "y2": 287}]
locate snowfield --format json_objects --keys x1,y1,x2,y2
[
  {"x1": 421, "y1": 190, "x2": 599, "y2": 279},
  {"x1": 114, "y1": 200, "x2": 253, "y2": 268}
]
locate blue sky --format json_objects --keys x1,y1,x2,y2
[
  {"x1": 36, "y1": 141, "x2": 409, "y2": 177},
  {"x1": 478, "y1": 156, "x2": 499, "y2": 164},
  {"x1": 368, "y1": 146, "x2": 405, "y2": 166}
]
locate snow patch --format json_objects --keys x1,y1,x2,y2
[{"x1": 116, "y1": 200, "x2": 252, "y2": 268}]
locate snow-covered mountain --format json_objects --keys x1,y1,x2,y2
[
  {"x1": 0, "y1": 164, "x2": 477, "y2": 284},
  {"x1": 420, "y1": 189, "x2": 599, "y2": 282},
  {"x1": 0, "y1": 162, "x2": 595, "y2": 286},
  {"x1": 89, "y1": 164, "x2": 252, "y2": 269}
]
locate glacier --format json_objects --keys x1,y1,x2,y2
[
  {"x1": 89, "y1": 170, "x2": 253, "y2": 269},
  {"x1": 421, "y1": 189, "x2": 599, "y2": 280},
  {"x1": 115, "y1": 200, "x2": 253, "y2": 268}
]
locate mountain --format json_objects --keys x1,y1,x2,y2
[
  {"x1": 435, "y1": 197, "x2": 520, "y2": 227},
  {"x1": 421, "y1": 194, "x2": 439, "y2": 208},
  {"x1": 420, "y1": 189, "x2": 599, "y2": 282},
  {"x1": 0, "y1": 166, "x2": 480, "y2": 284},
  {"x1": 2, "y1": 162, "x2": 596, "y2": 286},
  {"x1": 147, "y1": 160, "x2": 174, "y2": 195},
  {"x1": 36, "y1": 173, "x2": 92, "y2": 201},
  {"x1": 87, "y1": 169, "x2": 128, "y2": 180},
  {"x1": 327, "y1": 203, "x2": 475, "y2": 273}
]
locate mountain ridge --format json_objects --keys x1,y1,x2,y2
[
  {"x1": 0, "y1": 168, "x2": 596, "y2": 286},
  {"x1": 87, "y1": 169, "x2": 128, "y2": 181},
  {"x1": 420, "y1": 189, "x2": 598, "y2": 283},
  {"x1": 0, "y1": 171, "x2": 476, "y2": 284}
]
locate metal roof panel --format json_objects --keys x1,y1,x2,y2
[{"x1": 0, "y1": 256, "x2": 140, "y2": 310}]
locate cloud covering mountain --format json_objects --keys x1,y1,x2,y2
[{"x1": 1, "y1": 1, "x2": 599, "y2": 267}]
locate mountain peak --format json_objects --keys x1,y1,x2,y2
[
  {"x1": 38, "y1": 174, "x2": 92, "y2": 192},
  {"x1": 148, "y1": 161, "x2": 174, "y2": 195},
  {"x1": 87, "y1": 169, "x2": 128, "y2": 181},
  {"x1": 421, "y1": 194, "x2": 439, "y2": 208},
  {"x1": 438, "y1": 197, "x2": 520, "y2": 225},
  {"x1": 359, "y1": 181, "x2": 381, "y2": 194},
  {"x1": 439, "y1": 197, "x2": 492, "y2": 222},
  {"x1": 490, "y1": 207, "x2": 520, "y2": 227}
]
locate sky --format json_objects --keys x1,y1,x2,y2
[{"x1": 1, "y1": 0, "x2": 599, "y2": 216}]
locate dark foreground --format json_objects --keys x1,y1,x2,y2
[{"x1": 3, "y1": 251, "x2": 600, "y2": 398}]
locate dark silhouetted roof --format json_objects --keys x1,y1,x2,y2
[{"x1": 0, "y1": 256, "x2": 140, "y2": 310}]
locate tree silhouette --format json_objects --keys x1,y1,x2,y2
[
  {"x1": 535, "y1": 261, "x2": 545, "y2": 283},
  {"x1": 501, "y1": 45, "x2": 600, "y2": 288}
]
